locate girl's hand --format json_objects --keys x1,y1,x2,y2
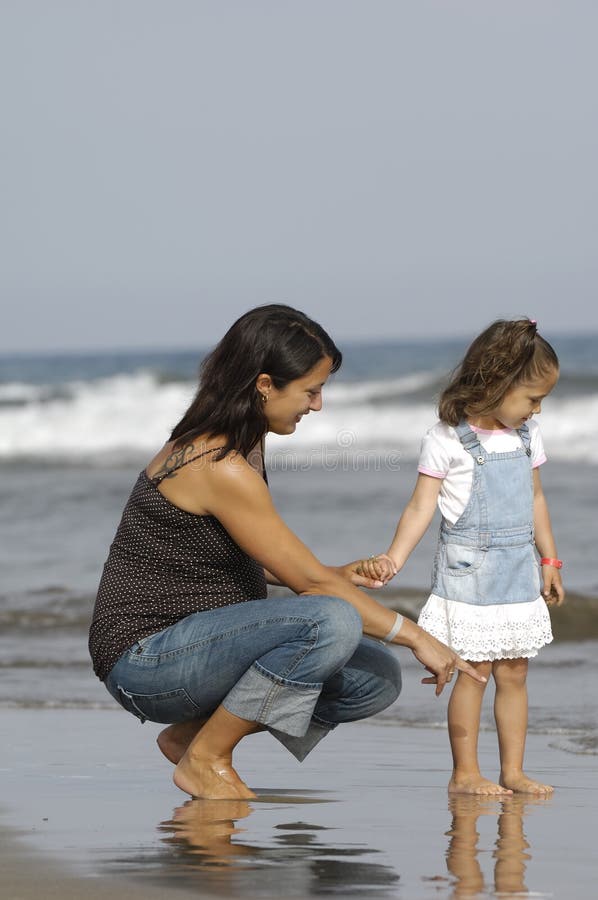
[
  {"x1": 542, "y1": 567, "x2": 565, "y2": 606},
  {"x1": 352, "y1": 553, "x2": 397, "y2": 586},
  {"x1": 335, "y1": 560, "x2": 386, "y2": 589}
]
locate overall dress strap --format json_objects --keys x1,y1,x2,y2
[
  {"x1": 516, "y1": 422, "x2": 533, "y2": 457},
  {"x1": 454, "y1": 421, "x2": 487, "y2": 466},
  {"x1": 451, "y1": 421, "x2": 490, "y2": 543}
]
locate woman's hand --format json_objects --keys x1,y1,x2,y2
[
  {"x1": 332, "y1": 561, "x2": 385, "y2": 589},
  {"x1": 408, "y1": 628, "x2": 487, "y2": 696}
]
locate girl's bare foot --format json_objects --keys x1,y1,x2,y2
[
  {"x1": 174, "y1": 748, "x2": 256, "y2": 800},
  {"x1": 157, "y1": 720, "x2": 205, "y2": 764},
  {"x1": 449, "y1": 773, "x2": 513, "y2": 796},
  {"x1": 500, "y1": 772, "x2": 554, "y2": 794}
]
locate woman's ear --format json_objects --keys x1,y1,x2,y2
[{"x1": 255, "y1": 373, "x2": 273, "y2": 395}]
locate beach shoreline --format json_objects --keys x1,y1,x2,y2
[{"x1": 2, "y1": 707, "x2": 597, "y2": 899}]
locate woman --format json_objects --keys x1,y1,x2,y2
[{"x1": 89, "y1": 304, "x2": 483, "y2": 800}]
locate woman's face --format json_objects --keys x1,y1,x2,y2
[{"x1": 259, "y1": 356, "x2": 334, "y2": 436}]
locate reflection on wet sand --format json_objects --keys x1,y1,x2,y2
[
  {"x1": 444, "y1": 794, "x2": 552, "y2": 897},
  {"x1": 159, "y1": 798, "x2": 255, "y2": 867},
  {"x1": 155, "y1": 792, "x2": 400, "y2": 897}
]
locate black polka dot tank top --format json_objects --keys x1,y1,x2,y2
[{"x1": 88, "y1": 452, "x2": 267, "y2": 681}]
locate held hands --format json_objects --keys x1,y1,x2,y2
[
  {"x1": 334, "y1": 554, "x2": 397, "y2": 590},
  {"x1": 351, "y1": 553, "x2": 397, "y2": 587},
  {"x1": 335, "y1": 560, "x2": 385, "y2": 589}
]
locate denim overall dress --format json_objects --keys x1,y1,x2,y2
[{"x1": 418, "y1": 421, "x2": 553, "y2": 661}]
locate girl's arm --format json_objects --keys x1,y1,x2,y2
[
  {"x1": 533, "y1": 468, "x2": 565, "y2": 606},
  {"x1": 355, "y1": 473, "x2": 442, "y2": 583},
  {"x1": 387, "y1": 474, "x2": 442, "y2": 569},
  {"x1": 201, "y1": 453, "x2": 485, "y2": 693}
]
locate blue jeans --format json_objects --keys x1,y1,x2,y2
[{"x1": 104, "y1": 595, "x2": 402, "y2": 761}]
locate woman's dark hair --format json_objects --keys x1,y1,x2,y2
[
  {"x1": 438, "y1": 318, "x2": 559, "y2": 426},
  {"x1": 170, "y1": 304, "x2": 342, "y2": 458}
]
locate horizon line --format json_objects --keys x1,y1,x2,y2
[{"x1": 2, "y1": 328, "x2": 595, "y2": 359}]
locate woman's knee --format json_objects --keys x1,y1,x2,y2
[
  {"x1": 314, "y1": 644, "x2": 402, "y2": 723},
  {"x1": 306, "y1": 596, "x2": 363, "y2": 657},
  {"x1": 385, "y1": 651, "x2": 402, "y2": 700},
  {"x1": 350, "y1": 639, "x2": 402, "y2": 711},
  {"x1": 369, "y1": 644, "x2": 402, "y2": 707}
]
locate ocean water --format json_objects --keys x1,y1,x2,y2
[{"x1": 1, "y1": 336, "x2": 597, "y2": 756}]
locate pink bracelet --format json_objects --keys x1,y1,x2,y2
[{"x1": 540, "y1": 557, "x2": 563, "y2": 569}]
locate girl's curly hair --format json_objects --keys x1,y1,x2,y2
[{"x1": 438, "y1": 318, "x2": 559, "y2": 426}]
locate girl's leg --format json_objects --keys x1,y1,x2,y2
[
  {"x1": 448, "y1": 660, "x2": 512, "y2": 795},
  {"x1": 493, "y1": 797, "x2": 530, "y2": 894},
  {"x1": 493, "y1": 658, "x2": 553, "y2": 794},
  {"x1": 445, "y1": 797, "x2": 487, "y2": 895}
]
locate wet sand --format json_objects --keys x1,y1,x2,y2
[{"x1": 1, "y1": 707, "x2": 597, "y2": 899}]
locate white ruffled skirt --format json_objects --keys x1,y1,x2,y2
[{"x1": 417, "y1": 593, "x2": 553, "y2": 661}]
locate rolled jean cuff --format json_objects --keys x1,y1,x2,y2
[
  {"x1": 222, "y1": 661, "x2": 321, "y2": 738},
  {"x1": 269, "y1": 720, "x2": 332, "y2": 762}
]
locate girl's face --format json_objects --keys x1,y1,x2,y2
[
  {"x1": 484, "y1": 368, "x2": 559, "y2": 430},
  {"x1": 259, "y1": 356, "x2": 333, "y2": 436}
]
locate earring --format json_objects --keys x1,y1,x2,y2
[{"x1": 261, "y1": 393, "x2": 268, "y2": 404}]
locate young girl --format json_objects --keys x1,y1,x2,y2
[{"x1": 358, "y1": 318, "x2": 564, "y2": 795}]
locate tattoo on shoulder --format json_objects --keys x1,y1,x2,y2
[{"x1": 154, "y1": 444, "x2": 196, "y2": 481}]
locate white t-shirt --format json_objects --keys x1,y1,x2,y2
[{"x1": 418, "y1": 420, "x2": 546, "y2": 524}]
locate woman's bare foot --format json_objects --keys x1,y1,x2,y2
[
  {"x1": 174, "y1": 748, "x2": 257, "y2": 800},
  {"x1": 157, "y1": 720, "x2": 205, "y2": 764},
  {"x1": 500, "y1": 771, "x2": 554, "y2": 794},
  {"x1": 449, "y1": 773, "x2": 513, "y2": 796}
]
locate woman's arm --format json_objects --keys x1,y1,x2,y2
[
  {"x1": 201, "y1": 454, "x2": 485, "y2": 692},
  {"x1": 533, "y1": 468, "x2": 565, "y2": 606},
  {"x1": 265, "y1": 566, "x2": 383, "y2": 590},
  {"x1": 263, "y1": 568, "x2": 284, "y2": 586}
]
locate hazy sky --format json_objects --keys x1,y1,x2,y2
[{"x1": 2, "y1": 1, "x2": 597, "y2": 352}]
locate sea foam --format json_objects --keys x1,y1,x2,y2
[{"x1": 0, "y1": 371, "x2": 596, "y2": 464}]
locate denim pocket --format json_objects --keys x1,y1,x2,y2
[
  {"x1": 115, "y1": 684, "x2": 201, "y2": 724},
  {"x1": 442, "y1": 543, "x2": 485, "y2": 576}
]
